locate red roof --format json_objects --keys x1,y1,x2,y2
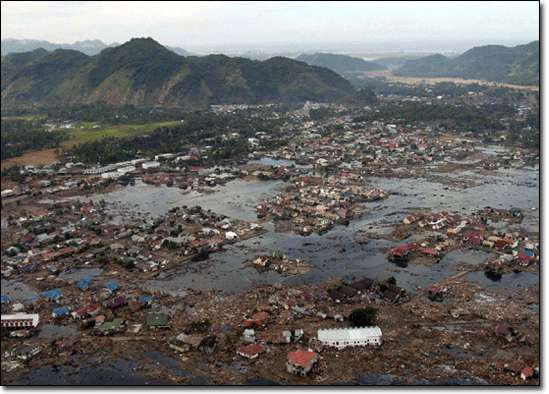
[
  {"x1": 243, "y1": 319, "x2": 262, "y2": 327},
  {"x1": 237, "y1": 343, "x2": 266, "y2": 358},
  {"x1": 389, "y1": 249, "x2": 404, "y2": 257},
  {"x1": 428, "y1": 285, "x2": 446, "y2": 294},
  {"x1": 251, "y1": 311, "x2": 269, "y2": 321},
  {"x1": 522, "y1": 366, "x2": 534, "y2": 378},
  {"x1": 287, "y1": 350, "x2": 318, "y2": 367},
  {"x1": 422, "y1": 248, "x2": 440, "y2": 256},
  {"x1": 514, "y1": 252, "x2": 532, "y2": 265},
  {"x1": 506, "y1": 363, "x2": 522, "y2": 373}
]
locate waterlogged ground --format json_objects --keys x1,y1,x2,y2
[{"x1": 86, "y1": 162, "x2": 540, "y2": 296}]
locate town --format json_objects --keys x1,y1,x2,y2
[{"x1": 1, "y1": 81, "x2": 539, "y2": 385}]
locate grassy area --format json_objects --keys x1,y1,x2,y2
[
  {"x1": 63, "y1": 120, "x2": 181, "y2": 147},
  {"x1": 1, "y1": 120, "x2": 181, "y2": 169}
]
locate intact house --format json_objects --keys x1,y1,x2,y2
[
  {"x1": 146, "y1": 312, "x2": 169, "y2": 329},
  {"x1": 237, "y1": 343, "x2": 268, "y2": 359},
  {"x1": 317, "y1": 326, "x2": 382, "y2": 350},
  {"x1": 286, "y1": 349, "x2": 319, "y2": 377}
]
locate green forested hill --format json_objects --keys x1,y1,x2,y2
[
  {"x1": 393, "y1": 41, "x2": 539, "y2": 86},
  {"x1": 1, "y1": 37, "x2": 355, "y2": 109}
]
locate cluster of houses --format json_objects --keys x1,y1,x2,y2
[
  {"x1": 396, "y1": 207, "x2": 538, "y2": 269},
  {"x1": 255, "y1": 177, "x2": 388, "y2": 235},
  {"x1": 1, "y1": 197, "x2": 265, "y2": 282}
]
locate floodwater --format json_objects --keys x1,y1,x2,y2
[
  {"x1": 37, "y1": 324, "x2": 80, "y2": 339},
  {"x1": 1, "y1": 279, "x2": 40, "y2": 301},
  {"x1": 12, "y1": 357, "x2": 172, "y2": 385},
  {"x1": 58, "y1": 267, "x2": 104, "y2": 281},
  {"x1": 89, "y1": 162, "x2": 538, "y2": 296}
]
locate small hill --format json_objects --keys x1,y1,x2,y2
[
  {"x1": 295, "y1": 53, "x2": 386, "y2": 75},
  {"x1": 393, "y1": 41, "x2": 539, "y2": 86},
  {"x1": 2, "y1": 37, "x2": 355, "y2": 109},
  {"x1": 1, "y1": 38, "x2": 191, "y2": 57}
]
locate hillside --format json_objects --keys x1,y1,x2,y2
[
  {"x1": 296, "y1": 53, "x2": 386, "y2": 75},
  {"x1": 393, "y1": 41, "x2": 539, "y2": 86},
  {"x1": 1, "y1": 38, "x2": 354, "y2": 109}
]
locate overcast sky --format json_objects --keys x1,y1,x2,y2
[{"x1": 1, "y1": 1, "x2": 540, "y2": 53}]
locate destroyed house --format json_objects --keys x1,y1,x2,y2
[
  {"x1": 107, "y1": 296, "x2": 127, "y2": 309},
  {"x1": 360, "y1": 277, "x2": 378, "y2": 289},
  {"x1": 12, "y1": 343, "x2": 42, "y2": 360},
  {"x1": 286, "y1": 350, "x2": 319, "y2": 377},
  {"x1": 338, "y1": 285, "x2": 357, "y2": 298},
  {"x1": 382, "y1": 290, "x2": 401, "y2": 303},
  {"x1": 385, "y1": 284, "x2": 405, "y2": 295},
  {"x1": 139, "y1": 296, "x2": 153, "y2": 308},
  {"x1": 496, "y1": 324, "x2": 515, "y2": 339},
  {"x1": 422, "y1": 248, "x2": 440, "y2": 257},
  {"x1": 169, "y1": 333, "x2": 192, "y2": 352},
  {"x1": 199, "y1": 336, "x2": 217, "y2": 354},
  {"x1": 328, "y1": 290, "x2": 345, "y2": 302},
  {"x1": 317, "y1": 326, "x2": 382, "y2": 350}
]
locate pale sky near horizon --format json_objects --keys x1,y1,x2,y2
[{"x1": 1, "y1": 1, "x2": 540, "y2": 53}]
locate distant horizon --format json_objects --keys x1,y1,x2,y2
[
  {"x1": 1, "y1": 36, "x2": 538, "y2": 57},
  {"x1": 2, "y1": 1, "x2": 538, "y2": 55}
]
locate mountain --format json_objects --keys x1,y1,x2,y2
[
  {"x1": 295, "y1": 53, "x2": 386, "y2": 75},
  {"x1": 1, "y1": 38, "x2": 191, "y2": 57},
  {"x1": 393, "y1": 41, "x2": 539, "y2": 86},
  {"x1": 1, "y1": 37, "x2": 355, "y2": 109}
]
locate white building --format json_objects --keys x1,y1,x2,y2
[
  {"x1": 317, "y1": 326, "x2": 382, "y2": 350},
  {"x1": 1, "y1": 313, "x2": 40, "y2": 329},
  {"x1": 142, "y1": 161, "x2": 160, "y2": 170},
  {"x1": 117, "y1": 165, "x2": 136, "y2": 174},
  {"x1": 101, "y1": 171, "x2": 123, "y2": 179}
]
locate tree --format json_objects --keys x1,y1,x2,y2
[{"x1": 348, "y1": 306, "x2": 379, "y2": 327}]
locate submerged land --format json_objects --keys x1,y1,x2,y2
[{"x1": 0, "y1": 42, "x2": 540, "y2": 385}]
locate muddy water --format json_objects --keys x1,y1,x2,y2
[{"x1": 91, "y1": 164, "x2": 538, "y2": 296}]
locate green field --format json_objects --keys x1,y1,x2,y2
[{"x1": 64, "y1": 120, "x2": 181, "y2": 146}]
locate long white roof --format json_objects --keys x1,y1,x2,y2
[
  {"x1": 318, "y1": 326, "x2": 382, "y2": 341},
  {"x1": 1, "y1": 313, "x2": 40, "y2": 326}
]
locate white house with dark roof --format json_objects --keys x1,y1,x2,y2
[{"x1": 317, "y1": 326, "x2": 382, "y2": 350}]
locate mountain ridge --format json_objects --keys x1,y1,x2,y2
[
  {"x1": 393, "y1": 40, "x2": 539, "y2": 86},
  {"x1": 296, "y1": 53, "x2": 386, "y2": 75},
  {"x1": 1, "y1": 37, "x2": 191, "y2": 57},
  {"x1": 1, "y1": 37, "x2": 355, "y2": 109}
]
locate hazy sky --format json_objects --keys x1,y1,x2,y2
[{"x1": 1, "y1": 1, "x2": 540, "y2": 53}]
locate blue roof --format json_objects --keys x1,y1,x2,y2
[
  {"x1": 78, "y1": 279, "x2": 92, "y2": 290},
  {"x1": 524, "y1": 250, "x2": 535, "y2": 257},
  {"x1": 1, "y1": 294, "x2": 9, "y2": 303},
  {"x1": 53, "y1": 306, "x2": 70, "y2": 316},
  {"x1": 43, "y1": 288, "x2": 62, "y2": 300},
  {"x1": 26, "y1": 296, "x2": 39, "y2": 303},
  {"x1": 106, "y1": 282, "x2": 118, "y2": 292},
  {"x1": 139, "y1": 296, "x2": 152, "y2": 304}
]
